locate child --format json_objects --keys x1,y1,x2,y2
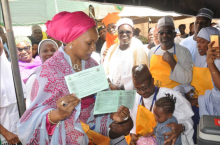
[{"x1": 144, "y1": 94, "x2": 182, "y2": 145}]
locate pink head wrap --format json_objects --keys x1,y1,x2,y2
[{"x1": 46, "y1": 11, "x2": 96, "y2": 44}]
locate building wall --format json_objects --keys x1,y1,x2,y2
[{"x1": 134, "y1": 17, "x2": 220, "y2": 38}]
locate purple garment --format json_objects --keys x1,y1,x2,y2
[{"x1": 18, "y1": 56, "x2": 42, "y2": 83}]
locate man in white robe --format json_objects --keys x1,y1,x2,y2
[
  {"x1": 148, "y1": 16, "x2": 193, "y2": 88},
  {"x1": 180, "y1": 8, "x2": 214, "y2": 63},
  {"x1": 103, "y1": 18, "x2": 148, "y2": 91},
  {"x1": 0, "y1": 39, "x2": 26, "y2": 145}
]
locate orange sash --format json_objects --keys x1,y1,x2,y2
[
  {"x1": 150, "y1": 45, "x2": 180, "y2": 89},
  {"x1": 81, "y1": 121, "x2": 110, "y2": 145},
  {"x1": 190, "y1": 66, "x2": 214, "y2": 98}
]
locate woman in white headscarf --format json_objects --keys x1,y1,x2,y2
[
  {"x1": 25, "y1": 39, "x2": 58, "y2": 109},
  {"x1": 0, "y1": 37, "x2": 26, "y2": 144},
  {"x1": 196, "y1": 27, "x2": 220, "y2": 117}
]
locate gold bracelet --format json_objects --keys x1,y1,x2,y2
[{"x1": 48, "y1": 110, "x2": 59, "y2": 125}]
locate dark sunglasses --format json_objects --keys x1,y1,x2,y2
[
  {"x1": 119, "y1": 30, "x2": 132, "y2": 35},
  {"x1": 158, "y1": 30, "x2": 174, "y2": 35},
  {"x1": 16, "y1": 46, "x2": 31, "y2": 52}
]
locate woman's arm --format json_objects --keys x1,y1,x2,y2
[
  {"x1": 0, "y1": 124, "x2": 20, "y2": 144},
  {"x1": 207, "y1": 42, "x2": 220, "y2": 90}
]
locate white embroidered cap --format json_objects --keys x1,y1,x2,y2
[{"x1": 157, "y1": 16, "x2": 175, "y2": 29}]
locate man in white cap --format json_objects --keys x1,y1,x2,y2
[
  {"x1": 103, "y1": 18, "x2": 148, "y2": 91},
  {"x1": 148, "y1": 16, "x2": 193, "y2": 89},
  {"x1": 31, "y1": 24, "x2": 43, "y2": 42},
  {"x1": 180, "y1": 8, "x2": 213, "y2": 63}
]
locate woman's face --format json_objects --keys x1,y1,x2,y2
[
  {"x1": 32, "y1": 44, "x2": 38, "y2": 57},
  {"x1": 68, "y1": 27, "x2": 98, "y2": 60},
  {"x1": 197, "y1": 37, "x2": 209, "y2": 56},
  {"x1": 39, "y1": 41, "x2": 58, "y2": 63},
  {"x1": 16, "y1": 42, "x2": 32, "y2": 62}
]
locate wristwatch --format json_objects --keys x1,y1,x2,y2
[{"x1": 181, "y1": 124, "x2": 185, "y2": 134}]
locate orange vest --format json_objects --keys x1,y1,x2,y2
[
  {"x1": 150, "y1": 45, "x2": 180, "y2": 89},
  {"x1": 190, "y1": 66, "x2": 214, "y2": 98}
]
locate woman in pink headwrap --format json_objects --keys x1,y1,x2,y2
[{"x1": 17, "y1": 11, "x2": 129, "y2": 145}]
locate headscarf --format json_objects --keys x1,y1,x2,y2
[
  {"x1": 38, "y1": 39, "x2": 58, "y2": 54},
  {"x1": 27, "y1": 36, "x2": 39, "y2": 46},
  {"x1": 15, "y1": 35, "x2": 32, "y2": 46},
  {"x1": 197, "y1": 27, "x2": 220, "y2": 41},
  {"x1": 132, "y1": 64, "x2": 151, "y2": 84},
  {"x1": 102, "y1": 12, "x2": 121, "y2": 27},
  {"x1": 46, "y1": 11, "x2": 96, "y2": 44},
  {"x1": 102, "y1": 13, "x2": 121, "y2": 49},
  {"x1": 98, "y1": 25, "x2": 106, "y2": 33}
]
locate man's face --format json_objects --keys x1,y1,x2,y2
[
  {"x1": 133, "y1": 78, "x2": 155, "y2": 98},
  {"x1": 158, "y1": 26, "x2": 175, "y2": 46},
  {"x1": 99, "y1": 28, "x2": 107, "y2": 41},
  {"x1": 107, "y1": 23, "x2": 117, "y2": 35},
  {"x1": 176, "y1": 33, "x2": 181, "y2": 38},
  {"x1": 179, "y1": 26, "x2": 185, "y2": 34},
  {"x1": 109, "y1": 119, "x2": 132, "y2": 137},
  {"x1": 148, "y1": 32, "x2": 154, "y2": 44},
  {"x1": 190, "y1": 24, "x2": 195, "y2": 33},
  {"x1": 118, "y1": 25, "x2": 133, "y2": 45},
  {"x1": 153, "y1": 26, "x2": 160, "y2": 45},
  {"x1": 194, "y1": 17, "x2": 211, "y2": 35},
  {"x1": 32, "y1": 29, "x2": 43, "y2": 42}
]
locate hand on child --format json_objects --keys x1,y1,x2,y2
[
  {"x1": 130, "y1": 133, "x2": 138, "y2": 145},
  {"x1": 143, "y1": 131, "x2": 154, "y2": 137},
  {"x1": 189, "y1": 98, "x2": 198, "y2": 106},
  {"x1": 163, "y1": 123, "x2": 182, "y2": 145}
]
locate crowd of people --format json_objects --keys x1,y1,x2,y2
[{"x1": 0, "y1": 6, "x2": 220, "y2": 145}]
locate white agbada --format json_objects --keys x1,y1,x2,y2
[
  {"x1": 0, "y1": 51, "x2": 26, "y2": 144},
  {"x1": 100, "y1": 41, "x2": 107, "y2": 64},
  {"x1": 148, "y1": 43, "x2": 193, "y2": 85},
  {"x1": 103, "y1": 37, "x2": 147, "y2": 90},
  {"x1": 130, "y1": 87, "x2": 194, "y2": 145},
  {"x1": 180, "y1": 36, "x2": 197, "y2": 63}
]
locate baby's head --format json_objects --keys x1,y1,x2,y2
[{"x1": 153, "y1": 93, "x2": 176, "y2": 123}]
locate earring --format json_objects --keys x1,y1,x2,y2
[{"x1": 70, "y1": 44, "x2": 72, "y2": 49}]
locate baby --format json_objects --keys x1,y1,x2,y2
[{"x1": 144, "y1": 94, "x2": 182, "y2": 145}]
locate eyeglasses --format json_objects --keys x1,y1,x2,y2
[
  {"x1": 119, "y1": 30, "x2": 132, "y2": 35},
  {"x1": 136, "y1": 78, "x2": 152, "y2": 92},
  {"x1": 158, "y1": 30, "x2": 174, "y2": 35},
  {"x1": 16, "y1": 46, "x2": 31, "y2": 52}
]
